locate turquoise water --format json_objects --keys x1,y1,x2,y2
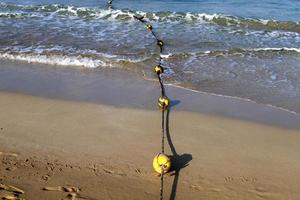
[{"x1": 0, "y1": 0, "x2": 299, "y2": 112}]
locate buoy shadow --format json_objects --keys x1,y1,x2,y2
[
  {"x1": 169, "y1": 100, "x2": 181, "y2": 108},
  {"x1": 166, "y1": 108, "x2": 192, "y2": 200}
]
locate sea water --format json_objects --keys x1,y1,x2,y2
[{"x1": 0, "y1": 0, "x2": 299, "y2": 112}]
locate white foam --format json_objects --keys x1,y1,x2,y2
[
  {"x1": 2, "y1": 2, "x2": 300, "y2": 34},
  {"x1": 0, "y1": 52, "x2": 107, "y2": 68},
  {"x1": 198, "y1": 13, "x2": 219, "y2": 21},
  {"x1": 259, "y1": 19, "x2": 270, "y2": 25},
  {"x1": 250, "y1": 47, "x2": 300, "y2": 52},
  {"x1": 0, "y1": 45, "x2": 153, "y2": 68},
  {"x1": 160, "y1": 53, "x2": 173, "y2": 58},
  {"x1": 0, "y1": 12, "x2": 42, "y2": 18}
]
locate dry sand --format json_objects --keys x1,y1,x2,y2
[{"x1": 1, "y1": 91, "x2": 300, "y2": 200}]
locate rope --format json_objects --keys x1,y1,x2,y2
[
  {"x1": 135, "y1": 18, "x2": 168, "y2": 200},
  {"x1": 161, "y1": 109, "x2": 165, "y2": 154},
  {"x1": 135, "y1": 17, "x2": 168, "y2": 200},
  {"x1": 158, "y1": 76, "x2": 165, "y2": 97},
  {"x1": 107, "y1": 1, "x2": 169, "y2": 199},
  {"x1": 160, "y1": 168, "x2": 164, "y2": 200},
  {"x1": 160, "y1": 109, "x2": 165, "y2": 200}
]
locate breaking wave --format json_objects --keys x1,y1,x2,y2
[
  {"x1": 0, "y1": 45, "x2": 151, "y2": 68},
  {"x1": 1, "y1": 3, "x2": 300, "y2": 33},
  {"x1": 1, "y1": 45, "x2": 299, "y2": 69},
  {"x1": 163, "y1": 47, "x2": 300, "y2": 59}
]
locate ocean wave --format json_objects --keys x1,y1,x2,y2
[
  {"x1": 1, "y1": 3, "x2": 299, "y2": 33},
  {"x1": 1, "y1": 46, "x2": 299, "y2": 68},
  {"x1": 165, "y1": 47, "x2": 300, "y2": 59},
  {"x1": 0, "y1": 52, "x2": 106, "y2": 68},
  {"x1": 0, "y1": 45, "x2": 152, "y2": 68},
  {"x1": 204, "y1": 47, "x2": 300, "y2": 56},
  {"x1": 0, "y1": 12, "x2": 43, "y2": 18},
  {"x1": 249, "y1": 47, "x2": 300, "y2": 53}
]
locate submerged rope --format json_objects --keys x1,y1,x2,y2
[{"x1": 107, "y1": 1, "x2": 169, "y2": 199}]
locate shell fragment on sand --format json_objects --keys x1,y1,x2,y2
[
  {"x1": 7, "y1": 186, "x2": 24, "y2": 194},
  {"x1": 0, "y1": 152, "x2": 19, "y2": 157}
]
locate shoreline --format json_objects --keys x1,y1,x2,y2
[
  {"x1": 1, "y1": 1, "x2": 300, "y2": 199},
  {"x1": 0, "y1": 60, "x2": 300, "y2": 129},
  {"x1": 1, "y1": 91, "x2": 300, "y2": 200}
]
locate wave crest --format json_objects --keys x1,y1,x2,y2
[
  {"x1": 1, "y1": 3, "x2": 299, "y2": 33},
  {"x1": 1, "y1": 46, "x2": 299, "y2": 69},
  {"x1": 0, "y1": 45, "x2": 152, "y2": 68}
]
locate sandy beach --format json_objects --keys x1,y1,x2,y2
[
  {"x1": 1, "y1": 0, "x2": 300, "y2": 199},
  {"x1": 1, "y1": 61, "x2": 300, "y2": 200}
]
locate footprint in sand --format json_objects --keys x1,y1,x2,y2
[
  {"x1": 190, "y1": 184, "x2": 204, "y2": 191},
  {"x1": 209, "y1": 188, "x2": 221, "y2": 192},
  {"x1": 134, "y1": 168, "x2": 142, "y2": 174},
  {"x1": 42, "y1": 186, "x2": 81, "y2": 200},
  {"x1": 248, "y1": 187, "x2": 274, "y2": 199},
  {"x1": 190, "y1": 184, "x2": 221, "y2": 192},
  {"x1": 0, "y1": 183, "x2": 25, "y2": 200},
  {"x1": 102, "y1": 168, "x2": 114, "y2": 174},
  {"x1": 103, "y1": 167, "x2": 127, "y2": 177}
]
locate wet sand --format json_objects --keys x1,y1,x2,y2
[
  {"x1": 1, "y1": 61, "x2": 300, "y2": 200},
  {"x1": 1, "y1": 60, "x2": 299, "y2": 129}
]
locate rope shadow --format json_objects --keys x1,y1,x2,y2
[{"x1": 166, "y1": 104, "x2": 192, "y2": 200}]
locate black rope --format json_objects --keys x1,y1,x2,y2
[
  {"x1": 135, "y1": 17, "x2": 168, "y2": 200},
  {"x1": 109, "y1": 2, "x2": 169, "y2": 200},
  {"x1": 132, "y1": 17, "x2": 167, "y2": 97},
  {"x1": 134, "y1": 13, "x2": 169, "y2": 200},
  {"x1": 158, "y1": 76, "x2": 165, "y2": 97},
  {"x1": 160, "y1": 169, "x2": 164, "y2": 200},
  {"x1": 160, "y1": 110, "x2": 165, "y2": 200},
  {"x1": 161, "y1": 109, "x2": 165, "y2": 154}
]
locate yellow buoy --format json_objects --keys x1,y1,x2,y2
[
  {"x1": 146, "y1": 24, "x2": 153, "y2": 31},
  {"x1": 154, "y1": 65, "x2": 164, "y2": 75},
  {"x1": 158, "y1": 96, "x2": 169, "y2": 110},
  {"x1": 153, "y1": 153, "x2": 171, "y2": 174}
]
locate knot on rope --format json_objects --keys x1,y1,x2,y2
[{"x1": 157, "y1": 40, "x2": 164, "y2": 48}]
